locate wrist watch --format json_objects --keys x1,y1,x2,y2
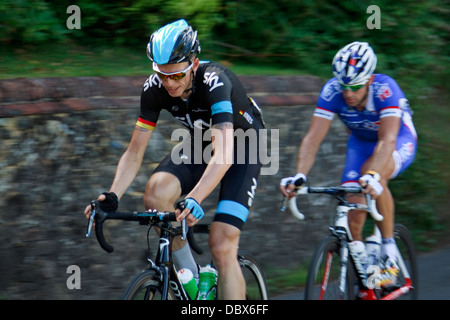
[{"x1": 365, "y1": 170, "x2": 381, "y2": 181}]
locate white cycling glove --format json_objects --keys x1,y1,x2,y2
[
  {"x1": 360, "y1": 174, "x2": 384, "y2": 196},
  {"x1": 280, "y1": 173, "x2": 307, "y2": 188}
]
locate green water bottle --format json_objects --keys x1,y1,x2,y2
[
  {"x1": 198, "y1": 264, "x2": 218, "y2": 300},
  {"x1": 177, "y1": 268, "x2": 199, "y2": 300}
]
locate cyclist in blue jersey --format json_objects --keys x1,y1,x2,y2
[
  {"x1": 280, "y1": 42, "x2": 417, "y2": 288},
  {"x1": 84, "y1": 20, "x2": 265, "y2": 299}
]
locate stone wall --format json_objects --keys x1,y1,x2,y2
[{"x1": 0, "y1": 75, "x2": 348, "y2": 299}]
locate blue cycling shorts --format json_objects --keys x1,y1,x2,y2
[{"x1": 341, "y1": 124, "x2": 417, "y2": 185}]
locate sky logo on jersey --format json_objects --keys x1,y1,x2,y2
[
  {"x1": 203, "y1": 72, "x2": 224, "y2": 92},
  {"x1": 143, "y1": 74, "x2": 162, "y2": 91}
]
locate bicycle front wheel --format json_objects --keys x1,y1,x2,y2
[
  {"x1": 122, "y1": 269, "x2": 175, "y2": 300},
  {"x1": 305, "y1": 236, "x2": 356, "y2": 300},
  {"x1": 391, "y1": 223, "x2": 418, "y2": 300},
  {"x1": 238, "y1": 251, "x2": 269, "y2": 300}
]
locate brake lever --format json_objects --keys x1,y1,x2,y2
[
  {"x1": 181, "y1": 219, "x2": 187, "y2": 241},
  {"x1": 280, "y1": 197, "x2": 288, "y2": 212},
  {"x1": 85, "y1": 200, "x2": 97, "y2": 238},
  {"x1": 175, "y1": 200, "x2": 188, "y2": 241}
]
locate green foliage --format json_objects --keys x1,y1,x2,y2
[
  {"x1": 0, "y1": 0, "x2": 66, "y2": 44},
  {"x1": 37, "y1": 0, "x2": 221, "y2": 47},
  {"x1": 3, "y1": 1, "x2": 448, "y2": 87},
  {"x1": 213, "y1": 0, "x2": 449, "y2": 86}
]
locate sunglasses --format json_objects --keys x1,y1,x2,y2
[
  {"x1": 340, "y1": 82, "x2": 366, "y2": 92},
  {"x1": 154, "y1": 62, "x2": 193, "y2": 81}
]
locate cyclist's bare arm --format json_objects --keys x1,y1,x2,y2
[
  {"x1": 110, "y1": 126, "x2": 152, "y2": 198},
  {"x1": 359, "y1": 116, "x2": 400, "y2": 198},
  {"x1": 178, "y1": 122, "x2": 234, "y2": 222},
  {"x1": 280, "y1": 116, "x2": 332, "y2": 197},
  {"x1": 296, "y1": 116, "x2": 332, "y2": 175},
  {"x1": 84, "y1": 126, "x2": 152, "y2": 219}
]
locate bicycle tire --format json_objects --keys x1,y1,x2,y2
[
  {"x1": 191, "y1": 225, "x2": 268, "y2": 300},
  {"x1": 304, "y1": 236, "x2": 356, "y2": 300},
  {"x1": 390, "y1": 223, "x2": 418, "y2": 300},
  {"x1": 238, "y1": 251, "x2": 269, "y2": 300},
  {"x1": 122, "y1": 269, "x2": 175, "y2": 300}
]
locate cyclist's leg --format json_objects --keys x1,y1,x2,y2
[
  {"x1": 360, "y1": 155, "x2": 396, "y2": 239},
  {"x1": 348, "y1": 128, "x2": 416, "y2": 256},
  {"x1": 209, "y1": 221, "x2": 245, "y2": 299},
  {"x1": 209, "y1": 152, "x2": 261, "y2": 299},
  {"x1": 364, "y1": 130, "x2": 416, "y2": 287},
  {"x1": 362, "y1": 127, "x2": 417, "y2": 240},
  {"x1": 145, "y1": 148, "x2": 207, "y2": 269},
  {"x1": 373, "y1": 129, "x2": 417, "y2": 258},
  {"x1": 341, "y1": 135, "x2": 375, "y2": 241},
  {"x1": 144, "y1": 170, "x2": 183, "y2": 249},
  {"x1": 145, "y1": 170, "x2": 182, "y2": 212}
]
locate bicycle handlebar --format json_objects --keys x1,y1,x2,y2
[
  {"x1": 86, "y1": 200, "x2": 188, "y2": 253},
  {"x1": 282, "y1": 186, "x2": 384, "y2": 222}
]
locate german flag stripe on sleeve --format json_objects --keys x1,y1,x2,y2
[{"x1": 136, "y1": 117, "x2": 156, "y2": 130}]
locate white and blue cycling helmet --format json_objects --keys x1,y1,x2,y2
[
  {"x1": 332, "y1": 41, "x2": 377, "y2": 85},
  {"x1": 147, "y1": 19, "x2": 201, "y2": 65}
]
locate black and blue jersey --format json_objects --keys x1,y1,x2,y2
[{"x1": 136, "y1": 61, "x2": 264, "y2": 133}]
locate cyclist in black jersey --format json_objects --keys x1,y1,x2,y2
[{"x1": 84, "y1": 19, "x2": 264, "y2": 300}]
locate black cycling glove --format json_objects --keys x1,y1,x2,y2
[{"x1": 99, "y1": 192, "x2": 119, "y2": 212}]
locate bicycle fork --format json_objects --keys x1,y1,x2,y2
[{"x1": 338, "y1": 242, "x2": 349, "y2": 300}]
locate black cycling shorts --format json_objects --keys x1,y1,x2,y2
[{"x1": 153, "y1": 131, "x2": 262, "y2": 230}]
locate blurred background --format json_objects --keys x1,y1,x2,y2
[{"x1": 0, "y1": 0, "x2": 449, "y2": 299}]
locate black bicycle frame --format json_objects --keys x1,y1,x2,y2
[{"x1": 153, "y1": 222, "x2": 188, "y2": 300}]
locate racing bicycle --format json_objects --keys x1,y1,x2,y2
[
  {"x1": 284, "y1": 186, "x2": 418, "y2": 300},
  {"x1": 86, "y1": 200, "x2": 268, "y2": 300}
]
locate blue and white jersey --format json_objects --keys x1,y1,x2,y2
[{"x1": 314, "y1": 74, "x2": 417, "y2": 141}]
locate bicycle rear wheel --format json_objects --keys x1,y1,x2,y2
[
  {"x1": 305, "y1": 236, "x2": 356, "y2": 300},
  {"x1": 122, "y1": 269, "x2": 175, "y2": 300},
  {"x1": 387, "y1": 223, "x2": 418, "y2": 299},
  {"x1": 238, "y1": 251, "x2": 269, "y2": 300}
]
